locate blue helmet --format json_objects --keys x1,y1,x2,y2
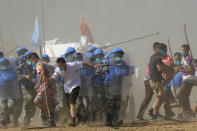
[
  {"x1": 0, "y1": 57, "x2": 10, "y2": 67},
  {"x1": 94, "y1": 49, "x2": 104, "y2": 56},
  {"x1": 111, "y1": 48, "x2": 124, "y2": 57},
  {"x1": 23, "y1": 51, "x2": 32, "y2": 63},
  {"x1": 86, "y1": 52, "x2": 94, "y2": 59},
  {"x1": 16, "y1": 46, "x2": 28, "y2": 56},
  {"x1": 65, "y1": 47, "x2": 76, "y2": 54},
  {"x1": 42, "y1": 54, "x2": 49, "y2": 58},
  {"x1": 24, "y1": 51, "x2": 32, "y2": 57},
  {"x1": 42, "y1": 54, "x2": 50, "y2": 63},
  {"x1": 16, "y1": 46, "x2": 26, "y2": 52},
  {"x1": 111, "y1": 48, "x2": 124, "y2": 54},
  {"x1": 88, "y1": 46, "x2": 97, "y2": 52}
]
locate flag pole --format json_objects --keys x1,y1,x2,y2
[
  {"x1": 167, "y1": 38, "x2": 177, "y2": 102},
  {"x1": 0, "y1": 25, "x2": 5, "y2": 52},
  {"x1": 41, "y1": 0, "x2": 46, "y2": 54},
  {"x1": 184, "y1": 24, "x2": 193, "y2": 58}
]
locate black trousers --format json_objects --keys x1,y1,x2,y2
[{"x1": 106, "y1": 95, "x2": 121, "y2": 122}]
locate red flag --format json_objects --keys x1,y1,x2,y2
[{"x1": 80, "y1": 16, "x2": 94, "y2": 44}]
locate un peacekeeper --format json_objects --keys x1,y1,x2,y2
[
  {"x1": 11, "y1": 47, "x2": 28, "y2": 122},
  {"x1": 103, "y1": 51, "x2": 131, "y2": 120},
  {"x1": 92, "y1": 48, "x2": 106, "y2": 122},
  {"x1": 82, "y1": 52, "x2": 95, "y2": 122},
  {"x1": 0, "y1": 58, "x2": 22, "y2": 127},
  {"x1": 18, "y1": 51, "x2": 37, "y2": 126},
  {"x1": 64, "y1": 47, "x2": 76, "y2": 62},
  {"x1": 0, "y1": 58, "x2": 10, "y2": 128},
  {"x1": 73, "y1": 52, "x2": 88, "y2": 122},
  {"x1": 10, "y1": 47, "x2": 28, "y2": 67},
  {"x1": 104, "y1": 48, "x2": 125, "y2": 127}
]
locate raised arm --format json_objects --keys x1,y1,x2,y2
[
  {"x1": 156, "y1": 56, "x2": 174, "y2": 74},
  {"x1": 48, "y1": 69, "x2": 60, "y2": 83},
  {"x1": 82, "y1": 61, "x2": 94, "y2": 68}
]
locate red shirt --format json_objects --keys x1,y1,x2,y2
[
  {"x1": 161, "y1": 55, "x2": 173, "y2": 83},
  {"x1": 161, "y1": 56, "x2": 173, "y2": 65}
]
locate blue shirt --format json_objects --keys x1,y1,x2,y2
[{"x1": 168, "y1": 72, "x2": 183, "y2": 88}]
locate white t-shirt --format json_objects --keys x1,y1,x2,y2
[
  {"x1": 52, "y1": 62, "x2": 83, "y2": 93},
  {"x1": 181, "y1": 56, "x2": 193, "y2": 80}
]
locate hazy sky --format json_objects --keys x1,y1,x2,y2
[{"x1": 0, "y1": 0, "x2": 197, "y2": 82}]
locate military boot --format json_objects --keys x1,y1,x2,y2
[
  {"x1": 69, "y1": 117, "x2": 76, "y2": 127},
  {"x1": 41, "y1": 112, "x2": 48, "y2": 126},
  {"x1": 105, "y1": 113, "x2": 113, "y2": 127}
]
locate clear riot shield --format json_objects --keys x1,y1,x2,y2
[
  {"x1": 76, "y1": 53, "x2": 95, "y2": 121},
  {"x1": 109, "y1": 52, "x2": 135, "y2": 121},
  {"x1": 122, "y1": 53, "x2": 135, "y2": 121},
  {"x1": 0, "y1": 69, "x2": 22, "y2": 100},
  {"x1": 79, "y1": 53, "x2": 95, "y2": 98},
  {"x1": 78, "y1": 51, "x2": 136, "y2": 122}
]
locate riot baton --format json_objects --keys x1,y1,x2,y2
[
  {"x1": 184, "y1": 24, "x2": 193, "y2": 58},
  {"x1": 39, "y1": 46, "x2": 51, "y2": 119},
  {"x1": 167, "y1": 38, "x2": 178, "y2": 103}
]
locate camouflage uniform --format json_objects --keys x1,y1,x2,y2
[
  {"x1": 0, "y1": 62, "x2": 22, "y2": 127},
  {"x1": 53, "y1": 76, "x2": 66, "y2": 122},
  {"x1": 104, "y1": 64, "x2": 123, "y2": 125},
  {"x1": 10, "y1": 57, "x2": 24, "y2": 121},
  {"x1": 0, "y1": 81, "x2": 11, "y2": 127},
  {"x1": 18, "y1": 63, "x2": 37, "y2": 125},
  {"x1": 91, "y1": 63, "x2": 107, "y2": 122}
]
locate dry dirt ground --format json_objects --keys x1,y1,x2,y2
[{"x1": 1, "y1": 120, "x2": 197, "y2": 131}]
